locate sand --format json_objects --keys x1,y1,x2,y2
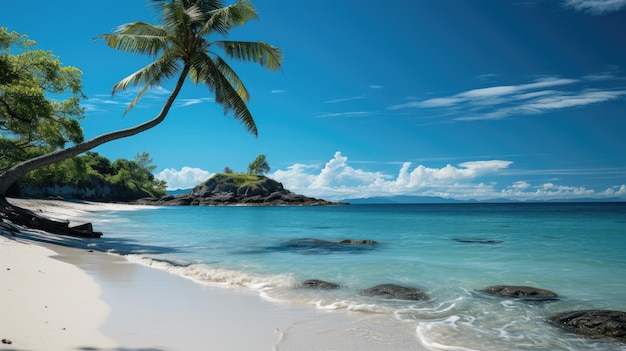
[{"x1": 1, "y1": 198, "x2": 427, "y2": 351}]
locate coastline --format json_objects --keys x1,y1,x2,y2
[{"x1": 1, "y1": 198, "x2": 427, "y2": 350}]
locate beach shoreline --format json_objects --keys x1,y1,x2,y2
[{"x1": 1, "y1": 198, "x2": 427, "y2": 351}]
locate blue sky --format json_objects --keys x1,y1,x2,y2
[{"x1": 3, "y1": 0, "x2": 626, "y2": 201}]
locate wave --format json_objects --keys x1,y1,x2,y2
[{"x1": 124, "y1": 254, "x2": 295, "y2": 292}]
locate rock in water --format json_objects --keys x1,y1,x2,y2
[
  {"x1": 481, "y1": 285, "x2": 559, "y2": 301},
  {"x1": 550, "y1": 310, "x2": 626, "y2": 342},
  {"x1": 363, "y1": 284, "x2": 429, "y2": 301},
  {"x1": 301, "y1": 279, "x2": 340, "y2": 289},
  {"x1": 338, "y1": 239, "x2": 378, "y2": 245}
]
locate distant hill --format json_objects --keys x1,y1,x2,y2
[
  {"x1": 166, "y1": 188, "x2": 193, "y2": 195},
  {"x1": 344, "y1": 195, "x2": 625, "y2": 204},
  {"x1": 345, "y1": 196, "x2": 464, "y2": 204}
]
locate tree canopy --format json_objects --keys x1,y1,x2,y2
[{"x1": 0, "y1": 27, "x2": 85, "y2": 173}]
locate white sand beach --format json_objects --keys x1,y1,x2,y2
[{"x1": 1, "y1": 198, "x2": 426, "y2": 351}]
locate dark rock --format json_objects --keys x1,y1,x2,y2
[
  {"x1": 339, "y1": 239, "x2": 378, "y2": 245},
  {"x1": 481, "y1": 285, "x2": 559, "y2": 301},
  {"x1": 453, "y1": 238, "x2": 503, "y2": 244},
  {"x1": 264, "y1": 191, "x2": 285, "y2": 202},
  {"x1": 273, "y1": 238, "x2": 378, "y2": 254},
  {"x1": 240, "y1": 195, "x2": 265, "y2": 203},
  {"x1": 363, "y1": 284, "x2": 429, "y2": 301},
  {"x1": 301, "y1": 279, "x2": 340, "y2": 289},
  {"x1": 550, "y1": 310, "x2": 626, "y2": 342}
]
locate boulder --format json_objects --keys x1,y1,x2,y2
[
  {"x1": 339, "y1": 239, "x2": 378, "y2": 245},
  {"x1": 301, "y1": 279, "x2": 340, "y2": 289},
  {"x1": 550, "y1": 310, "x2": 626, "y2": 342},
  {"x1": 481, "y1": 285, "x2": 558, "y2": 301},
  {"x1": 363, "y1": 284, "x2": 429, "y2": 301}
]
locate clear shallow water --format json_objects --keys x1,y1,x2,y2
[{"x1": 81, "y1": 203, "x2": 626, "y2": 350}]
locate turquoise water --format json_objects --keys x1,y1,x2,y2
[{"x1": 82, "y1": 203, "x2": 626, "y2": 350}]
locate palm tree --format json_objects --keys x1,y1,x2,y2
[{"x1": 0, "y1": 0, "x2": 282, "y2": 235}]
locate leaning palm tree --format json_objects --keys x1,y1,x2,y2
[{"x1": 0, "y1": 0, "x2": 282, "y2": 236}]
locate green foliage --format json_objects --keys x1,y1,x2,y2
[
  {"x1": 247, "y1": 154, "x2": 270, "y2": 176},
  {"x1": 16, "y1": 152, "x2": 167, "y2": 200},
  {"x1": 223, "y1": 166, "x2": 234, "y2": 174},
  {"x1": 210, "y1": 173, "x2": 260, "y2": 187},
  {"x1": 0, "y1": 27, "x2": 85, "y2": 173}
]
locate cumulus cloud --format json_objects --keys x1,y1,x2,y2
[
  {"x1": 564, "y1": 0, "x2": 626, "y2": 14},
  {"x1": 271, "y1": 152, "x2": 512, "y2": 200},
  {"x1": 270, "y1": 152, "x2": 626, "y2": 202},
  {"x1": 156, "y1": 167, "x2": 214, "y2": 190},
  {"x1": 389, "y1": 75, "x2": 626, "y2": 121}
]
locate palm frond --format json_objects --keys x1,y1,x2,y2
[
  {"x1": 200, "y1": 0, "x2": 258, "y2": 36},
  {"x1": 112, "y1": 53, "x2": 181, "y2": 114},
  {"x1": 96, "y1": 22, "x2": 168, "y2": 56},
  {"x1": 215, "y1": 56, "x2": 250, "y2": 102},
  {"x1": 191, "y1": 51, "x2": 257, "y2": 135},
  {"x1": 213, "y1": 40, "x2": 282, "y2": 71}
]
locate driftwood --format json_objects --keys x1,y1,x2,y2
[{"x1": 0, "y1": 196, "x2": 102, "y2": 238}]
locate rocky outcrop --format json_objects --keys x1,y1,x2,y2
[
  {"x1": 550, "y1": 310, "x2": 626, "y2": 342},
  {"x1": 135, "y1": 174, "x2": 345, "y2": 206},
  {"x1": 481, "y1": 285, "x2": 559, "y2": 301},
  {"x1": 301, "y1": 279, "x2": 340, "y2": 289},
  {"x1": 363, "y1": 284, "x2": 429, "y2": 301}
]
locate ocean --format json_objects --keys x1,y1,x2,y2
[{"x1": 79, "y1": 202, "x2": 626, "y2": 350}]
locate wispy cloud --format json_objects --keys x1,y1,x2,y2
[
  {"x1": 270, "y1": 152, "x2": 626, "y2": 201},
  {"x1": 175, "y1": 98, "x2": 214, "y2": 108},
  {"x1": 563, "y1": 0, "x2": 626, "y2": 14},
  {"x1": 325, "y1": 96, "x2": 364, "y2": 104},
  {"x1": 457, "y1": 89, "x2": 626, "y2": 121},
  {"x1": 85, "y1": 86, "x2": 173, "y2": 112},
  {"x1": 316, "y1": 111, "x2": 370, "y2": 118},
  {"x1": 271, "y1": 89, "x2": 287, "y2": 94},
  {"x1": 369, "y1": 85, "x2": 383, "y2": 89},
  {"x1": 389, "y1": 75, "x2": 626, "y2": 121}
]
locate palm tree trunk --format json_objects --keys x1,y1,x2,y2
[{"x1": 0, "y1": 66, "x2": 189, "y2": 196}]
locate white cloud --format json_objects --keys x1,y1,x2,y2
[
  {"x1": 564, "y1": 0, "x2": 626, "y2": 14},
  {"x1": 512, "y1": 181, "x2": 531, "y2": 189},
  {"x1": 457, "y1": 89, "x2": 626, "y2": 121},
  {"x1": 369, "y1": 85, "x2": 383, "y2": 89},
  {"x1": 271, "y1": 89, "x2": 287, "y2": 94},
  {"x1": 175, "y1": 98, "x2": 214, "y2": 108},
  {"x1": 389, "y1": 74, "x2": 626, "y2": 121},
  {"x1": 325, "y1": 96, "x2": 364, "y2": 103},
  {"x1": 270, "y1": 152, "x2": 626, "y2": 202},
  {"x1": 156, "y1": 167, "x2": 214, "y2": 190},
  {"x1": 316, "y1": 111, "x2": 370, "y2": 118}
]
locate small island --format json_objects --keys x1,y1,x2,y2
[{"x1": 134, "y1": 173, "x2": 346, "y2": 206}]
